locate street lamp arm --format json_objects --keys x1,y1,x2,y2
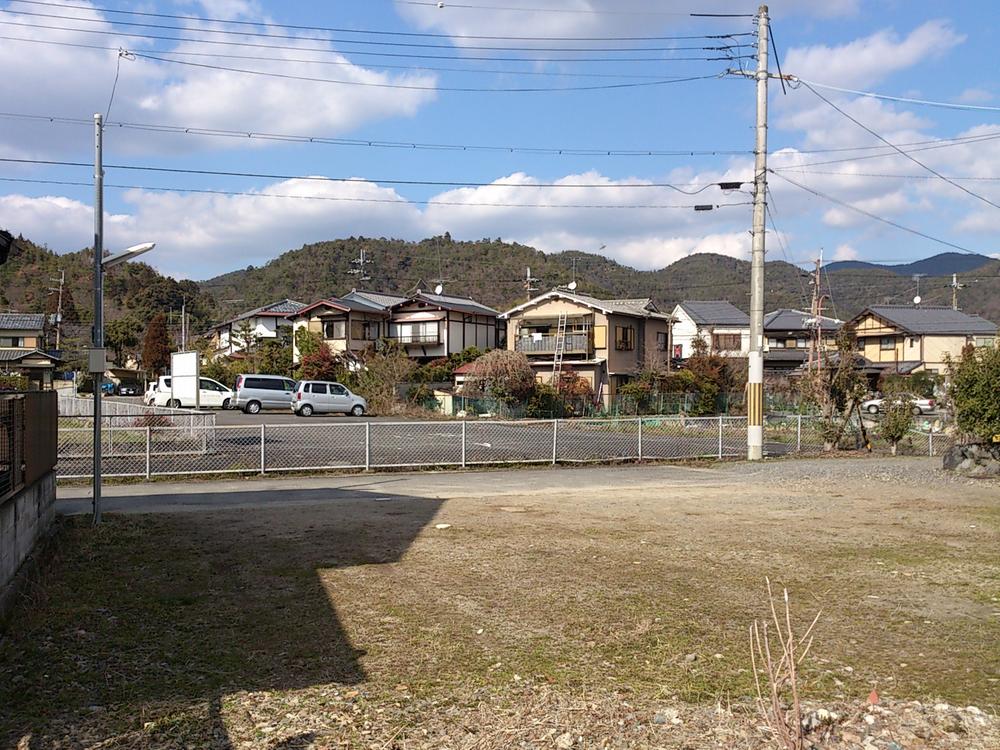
[{"x1": 102, "y1": 241, "x2": 156, "y2": 269}]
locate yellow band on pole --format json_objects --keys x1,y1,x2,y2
[{"x1": 748, "y1": 382, "x2": 764, "y2": 426}]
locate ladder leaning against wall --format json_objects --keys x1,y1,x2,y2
[{"x1": 551, "y1": 313, "x2": 568, "y2": 385}]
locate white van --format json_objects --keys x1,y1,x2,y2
[{"x1": 152, "y1": 377, "x2": 233, "y2": 409}]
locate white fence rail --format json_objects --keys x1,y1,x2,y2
[
  {"x1": 57, "y1": 394, "x2": 216, "y2": 436},
  {"x1": 55, "y1": 415, "x2": 953, "y2": 480}
]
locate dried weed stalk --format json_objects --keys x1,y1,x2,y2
[{"x1": 749, "y1": 578, "x2": 821, "y2": 750}]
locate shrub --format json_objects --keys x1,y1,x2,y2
[
  {"x1": 299, "y1": 344, "x2": 351, "y2": 383},
  {"x1": 880, "y1": 396, "x2": 913, "y2": 456},
  {"x1": 948, "y1": 344, "x2": 1000, "y2": 442},
  {"x1": 0, "y1": 374, "x2": 29, "y2": 391},
  {"x1": 465, "y1": 349, "x2": 535, "y2": 405},
  {"x1": 353, "y1": 342, "x2": 416, "y2": 414}
]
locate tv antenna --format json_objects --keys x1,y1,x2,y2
[
  {"x1": 429, "y1": 247, "x2": 450, "y2": 296},
  {"x1": 348, "y1": 247, "x2": 373, "y2": 282},
  {"x1": 912, "y1": 273, "x2": 926, "y2": 302},
  {"x1": 523, "y1": 266, "x2": 540, "y2": 295}
]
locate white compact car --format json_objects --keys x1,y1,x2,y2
[
  {"x1": 152, "y1": 377, "x2": 233, "y2": 409},
  {"x1": 862, "y1": 396, "x2": 936, "y2": 416}
]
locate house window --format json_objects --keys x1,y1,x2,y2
[
  {"x1": 908, "y1": 337, "x2": 918, "y2": 347},
  {"x1": 767, "y1": 337, "x2": 782, "y2": 349},
  {"x1": 351, "y1": 319, "x2": 380, "y2": 341},
  {"x1": 880, "y1": 336, "x2": 896, "y2": 351},
  {"x1": 615, "y1": 325, "x2": 635, "y2": 351},
  {"x1": 0, "y1": 336, "x2": 24, "y2": 347},
  {"x1": 712, "y1": 333, "x2": 741, "y2": 351},
  {"x1": 856, "y1": 337, "x2": 866, "y2": 351},
  {"x1": 323, "y1": 320, "x2": 346, "y2": 339},
  {"x1": 974, "y1": 336, "x2": 996, "y2": 348},
  {"x1": 390, "y1": 321, "x2": 439, "y2": 344},
  {"x1": 656, "y1": 332, "x2": 668, "y2": 351}
]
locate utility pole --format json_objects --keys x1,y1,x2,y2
[
  {"x1": 523, "y1": 266, "x2": 540, "y2": 300},
  {"x1": 747, "y1": 4, "x2": 770, "y2": 461},
  {"x1": 92, "y1": 113, "x2": 105, "y2": 525},
  {"x1": 348, "y1": 247, "x2": 373, "y2": 282},
  {"x1": 950, "y1": 273, "x2": 964, "y2": 310},
  {"x1": 181, "y1": 297, "x2": 187, "y2": 349},
  {"x1": 48, "y1": 269, "x2": 65, "y2": 349}
]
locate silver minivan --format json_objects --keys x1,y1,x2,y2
[
  {"x1": 293, "y1": 380, "x2": 367, "y2": 417},
  {"x1": 234, "y1": 373, "x2": 297, "y2": 414}
]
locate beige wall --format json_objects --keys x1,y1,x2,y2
[
  {"x1": 852, "y1": 313, "x2": 982, "y2": 371},
  {"x1": 505, "y1": 299, "x2": 604, "y2": 347},
  {"x1": 921, "y1": 335, "x2": 973, "y2": 370}
]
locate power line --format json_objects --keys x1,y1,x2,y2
[
  {"x1": 800, "y1": 81, "x2": 1000, "y2": 212},
  {"x1": 0, "y1": 20, "x2": 752, "y2": 63},
  {"x1": 132, "y1": 51, "x2": 729, "y2": 93},
  {"x1": 773, "y1": 168, "x2": 1000, "y2": 181},
  {"x1": 397, "y1": 1, "x2": 753, "y2": 17},
  {"x1": 0, "y1": 156, "x2": 748, "y2": 192},
  {"x1": 0, "y1": 110, "x2": 753, "y2": 158},
  {"x1": 791, "y1": 77, "x2": 1000, "y2": 113},
  {"x1": 0, "y1": 8, "x2": 753, "y2": 52},
  {"x1": 6, "y1": 1, "x2": 754, "y2": 42},
  {"x1": 771, "y1": 131, "x2": 1000, "y2": 169},
  {"x1": 769, "y1": 169, "x2": 987, "y2": 256},
  {"x1": 0, "y1": 176, "x2": 754, "y2": 210},
  {"x1": 0, "y1": 34, "x2": 716, "y2": 80}
]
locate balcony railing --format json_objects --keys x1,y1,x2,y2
[
  {"x1": 392, "y1": 333, "x2": 441, "y2": 345},
  {"x1": 515, "y1": 332, "x2": 591, "y2": 354}
]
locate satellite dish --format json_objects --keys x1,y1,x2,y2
[
  {"x1": 434, "y1": 283, "x2": 444, "y2": 295},
  {"x1": 567, "y1": 281, "x2": 578, "y2": 291},
  {"x1": 913, "y1": 295, "x2": 922, "y2": 305}
]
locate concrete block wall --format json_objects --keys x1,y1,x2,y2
[{"x1": 0, "y1": 471, "x2": 57, "y2": 620}]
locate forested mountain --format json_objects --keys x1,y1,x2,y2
[
  {"x1": 824, "y1": 252, "x2": 994, "y2": 277},
  {"x1": 5, "y1": 233, "x2": 999, "y2": 349}
]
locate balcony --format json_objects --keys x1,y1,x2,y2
[
  {"x1": 392, "y1": 333, "x2": 441, "y2": 345},
  {"x1": 515, "y1": 332, "x2": 591, "y2": 355}
]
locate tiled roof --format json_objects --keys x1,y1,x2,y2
[
  {"x1": 677, "y1": 300, "x2": 750, "y2": 327},
  {"x1": 412, "y1": 292, "x2": 499, "y2": 316},
  {"x1": 764, "y1": 308, "x2": 841, "y2": 332},
  {"x1": 863, "y1": 305, "x2": 998, "y2": 335},
  {"x1": 501, "y1": 289, "x2": 668, "y2": 320},
  {"x1": 214, "y1": 299, "x2": 305, "y2": 328},
  {"x1": 0, "y1": 312, "x2": 45, "y2": 331},
  {"x1": 343, "y1": 290, "x2": 410, "y2": 310},
  {"x1": 0, "y1": 348, "x2": 60, "y2": 362}
]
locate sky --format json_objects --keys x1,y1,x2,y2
[{"x1": 0, "y1": 0, "x2": 998, "y2": 281}]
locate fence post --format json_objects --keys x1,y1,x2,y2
[
  {"x1": 796, "y1": 414, "x2": 802, "y2": 453},
  {"x1": 717, "y1": 415, "x2": 724, "y2": 459},
  {"x1": 365, "y1": 421, "x2": 371, "y2": 470},
  {"x1": 637, "y1": 416, "x2": 643, "y2": 461},
  {"x1": 259, "y1": 423, "x2": 266, "y2": 474},
  {"x1": 461, "y1": 420, "x2": 467, "y2": 468},
  {"x1": 145, "y1": 426, "x2": 151, "y2": 479},
  {"x1": 552, "y1": 419, "x2": 558, "y2": 465},
  {"x1": 928, "y1": 430, "x2": 934, "y2": 457}
]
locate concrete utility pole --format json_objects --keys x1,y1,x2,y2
[
  {"x1": 747, "y1": 4, "x2": 770, "y2": 461},
  {"x1": 951, "y1": 273, "x2": 964, "y2": 310},
  {"x1": 48, "y1": 269, "x2": 65, "y2": 349},
  {"x1": 92, "y1": 113, "x2": 104, "y2": 524},
  {"x1": 181, "y1": 297, "x2": 187, "y2": 350}
]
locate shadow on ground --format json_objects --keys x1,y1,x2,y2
[{"x1": 0, "y1": 487, "x2": 442, "y2": 748}]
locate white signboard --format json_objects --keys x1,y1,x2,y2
[{"x1": 170, "y1": 351, "x2": 200, "y2": 409}]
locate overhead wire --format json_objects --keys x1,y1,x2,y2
[
  {"x1": 0, "y1": 157, "x2": 748, "y2": 192},
  {"x1": 800, "y1": 81, "x2": 1000, "y2": 211},
  {"x1": 0, "y1": 176, "x2": 753, "y2": 210},
  {"x1": 791, "y1": 76, "x2": 1000, "y2": 113},
  {"x1": 771, "y1": 132, "x2": 1000, "y2": 169},
  {"x1": 0, "y1": 20, "x2": 753, "y2": 63},
  {"x1": 397, "y1": 2, "x2": 753, "y2": 17},
  {"x1": 6, "y1": 1, "x2": 754, "y2": 41},
  {"x1": 769, "y1": 169, "x2": 986, "y2": 256}
]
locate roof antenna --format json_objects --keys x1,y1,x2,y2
[{"x1": 348, "y1": 246, "x2": 373, "y2": 282}]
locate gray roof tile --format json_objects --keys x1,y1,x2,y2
[
  {"x1": 678, "y1": 300, "x2": 750, "y2": 326},
  {"x1": 864, "y1": 305, "x2": 997, "y2": 335},
  {"x1": 764, "y1": 308, "x2": 841, "y2": 332},
  {"x1": 0, "y1": 313, "x2": 45, "y2": 331}
]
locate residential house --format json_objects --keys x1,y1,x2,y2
[
  {"x1": 847, "y1": 305, "x2": 997, "y2": 375},
  {"x1": 288, "y1": 288, "x2": 500, "y2": 364},
  {"x1": 287, "y1": 294, "x2": 392, "y2": 363},
  {"x1": 500, "y1": 288, "x2": 673, "y2": 405},
  {"x1": 763, "y1": 308, "x2": 842, "y2": 372},
  {"x1": 0, "y1": 313, "x2": 60, "y2": 389},
  {"x1": 670, "y1": 301, "x2": 751, "y2": 359},
  {"x1": 209, "y1": 299, "x2": 305, "y2": 357}
]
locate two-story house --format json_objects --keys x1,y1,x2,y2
[
  {"x1": 0, "y1": 313, "x2": 60, "y2": 389},
  {"x1": 670, "y1": 300, "x2": 751, "y2": 359},
  {"x1": 847, "y1": 305, "x2": 997, "y2": 374},
  {"x1": 209, "y1": 299, "x2": 306, "y2": 358},
  {"x1": 500, "y1": 288, "x2": 673, "y2": 405},
  {"x1": 288, "y1": 289, "x2": 500, "y2": 364},
  {"x1": 763, "y1": 308, "x2": 842, "y2": 372}
]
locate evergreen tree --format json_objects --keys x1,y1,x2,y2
[{"x1": 142, "y1": 312, "x2": 172, "y2": 375}]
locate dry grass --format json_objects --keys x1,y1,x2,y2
[{"x1": 2, "y1": 459, "x2": 999, "y2": 748}]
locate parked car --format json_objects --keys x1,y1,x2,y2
[
  {"x1": 144, "y1": 377, "x2": 167, "y2": 405},
  {"x1": 117, "y1": 381, "x2": 141, "y2": 396},
  {"x1": 100, "y1": 381, "x2": 115, "y2": 395},
  {"x1": 862, "y1": 396, "x2": 935, "y2": 415},
  {"x1": 292, "y1": 380, "x2": 367, "y2": 417},
  {"x1": 233, "y1": 373, "x2": 298, "y2": 414},
  {"x1": 152, "y1": 377, "x2": 233, "y2": 409}
]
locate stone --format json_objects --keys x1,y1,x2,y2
[
  {"x1": 684, "y1": 653, "x2": 698, "y2": 663},
  {"x1": 555, "y1": 731, "x2": 574, "y2": 749},
  {"x1": 434, "y1": 523, "x2": 452, "y2": 530},
  {"x1": 653, "y1": 708, "x2": 680, "y2": 726}
]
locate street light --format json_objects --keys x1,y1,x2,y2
[{"x1": 91, "y1": 241, "x2": 155, "y2": 525}]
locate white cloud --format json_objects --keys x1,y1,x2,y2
[
  {"x1": 955, "y1": 88, "x2": 994, "y2": 104},
  {"x1": 0, "y1": 2, "x2": 438, "y2": 158},
  {"x1": 783, "y1": 20, "x2": 964, "y2": 90},
  {"x1": 832, "y1": 243, "x2": 858, "y2": 261}
]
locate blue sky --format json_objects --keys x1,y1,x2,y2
[{"x1": 0, "y1": 0, "x2": 997, "y2": 280}]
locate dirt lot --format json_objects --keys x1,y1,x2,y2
[{"x1": 2, "y1": 457, "x2": 999, "y2": 748}]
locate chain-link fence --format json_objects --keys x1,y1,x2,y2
[{"x1": 56, "y1": 414, "x2": 955, "y2": 480}]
